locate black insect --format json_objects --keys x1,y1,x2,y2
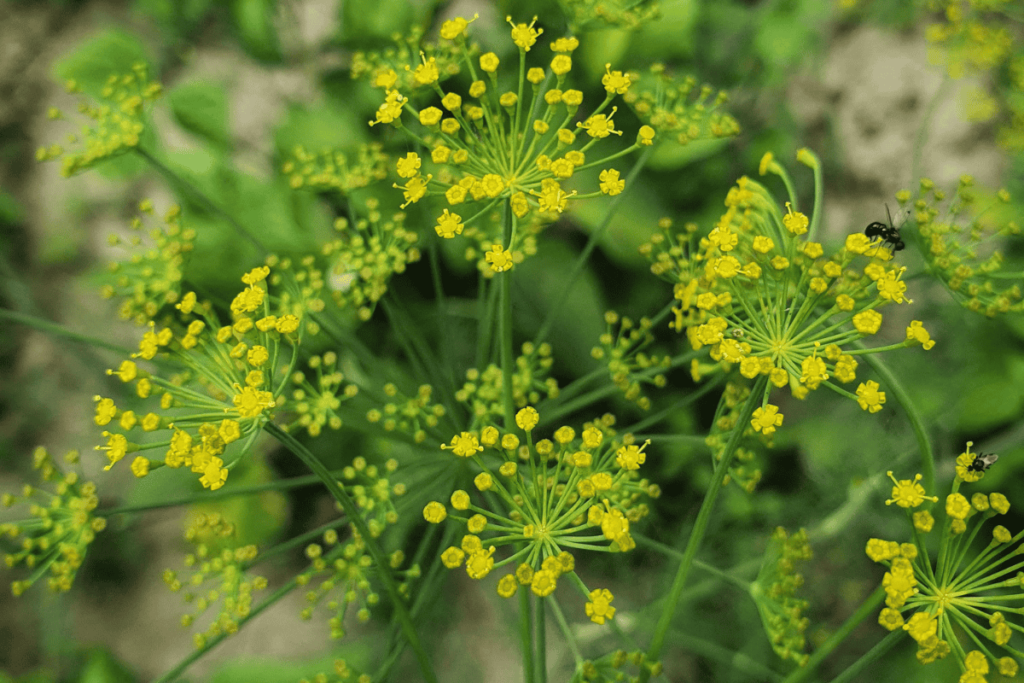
[
  {"x1": 967, "y1": 452, "x2": 999, "y2": 473},
  {"x1": 864, "y1": 204, "x2": 907, "y2": 254}
]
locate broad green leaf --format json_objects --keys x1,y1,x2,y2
[
  {"x1": 77, "y1": 650, "x2": 135, "y2": 683},
  {"x1": 52, "y1": 29, "x2": 152, "y2": 97},
  {"x1": 275, "y1": 103, "x2": 368, "y2": 157},
  {"x1": 514, "y1": 239, "x2": 606, "y2": 377},
  {"x1": 168, "y1": 80, "x2": 231, "y2": 148},
  {"x1": 232, "y1": 0, "x2": 281, "y2": 62},
  {"x1": 568, "y1": 169, "x2": 668, "y2": 268},
  {"x1": 339, "y1": 0, "x2": 416, "y2": 44}
]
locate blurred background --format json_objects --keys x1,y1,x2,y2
[{"x1": 1, "y1": 0, "x2": 1023, "y2": 682}]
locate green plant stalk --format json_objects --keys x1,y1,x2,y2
[
  {"x1": 639, "y1": 375, "x2": 768, "y2": 682},
  {"x1": 806, "y1": 155, "x2": 824, "y2": 243},
  {"x1": 498, "y1": 199, "x2": 533, "y2": 682},
  {"x1": 0, "y1": 308, "x2": 133, "y2": 355},
  {"x1": 858, "y1": 347, "x2": 935, "y2": 493},
  {"x1": 633, "y1": 534, "x2": 753, "y2": 591},
  {"x1": 672, "y1": 631, "x2": 784, "y2": 682},
  {"x1": 266, "y1": 423, "x2": 438, "y2": 683},
  {"x1": 535, "y1": 593, "x2": 547, "y2": 683},
  {"x1": 97, "y1": 468, "x2": 357, "y2": 515},
  {"x1": 548, "y1": 596, "x2": 583, "y2": 668},
  {"x1": 534, "y1": 144, "x2": 656, "y2": 346},
  {"x1": 500, "y1": 201, "x2": 516, "y2": 431},
  {"x1": 780, "y1": 585, "x2": 886, "y2": 683},
  {"x1": 912, "y1": 76, "x2": 951, "y2": 185},
  {"x1": 134, "y1": 146, "x2": 268, "y2": 255},
  {"x1": 830, "y1": 630, "x2": 905, "y2": 683},
  {"x1": 520, "y1": 587, "x2": 536, "y2": 683},
  {"x1": 153, "y1": 577, "x2": 298, "y2": 683}
]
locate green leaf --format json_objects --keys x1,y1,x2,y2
[
  {"x1": 568, "y1": 169, "x2": 669, "y2": 268},
  {"x1": 232, "y1": 0, "x2": 281, "y2": 62},
  {"x1": 77, "y1": 649, "x2": 136, "y2": 683},
  {"x1": 618, "y1": 0, "x2": 698, "y2": 63},
  {"x1": 515, "y1": 239, "x2": 606, "y2": 377},
  {"x1": 168, "y1": 80, "x2": 231, "y2": 148},
  {"x1": 648, "y1": 137, "x2": 731, "y2": 171},
  {"x1": 52, "y1": 29, "x2": 152, "y2": 97},
  {"x1": 339, "y1": 0, "x2": 416, "y2": 44},
  {"x1": 0, "y1": 189, "x2": 24, "y2": 225},
  {"x1": 275, "y1": 102, "x2": 368, "y2": 157}
]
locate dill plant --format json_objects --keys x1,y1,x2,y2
[{"x1": 1, "y1": 4, "x2": 1023, "y2": 683}]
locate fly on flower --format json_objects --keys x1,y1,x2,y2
[
  {"x1": 863, "y1": 204, "x2": 909, "y2": 255},
  {"x1": 967, "y1": 451, "x2": 999, "y2": 473}
]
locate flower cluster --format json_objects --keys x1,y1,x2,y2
[
  {"x1": 298, "y1": 658, "x2": 370, "y2": 683},
  {"x1": 902, "y1": 176, "x2": 1022, "y2": 317},
  {"x1": 455, "y1": 342, "x2": 559, "y2": 428},
  {"x1": 283, "y1": 352, "x2": 359, "y2": 437},
  {"x1": 37, "y1": 63, "x2": 162, "y2": 176},
  {"x1": 100, "y1": 200, "x2": 195, "y2": 326},
  {"x1": 590, "y1": 311, "x2": 671, "y2": 410},
  {"x1": 320, "y1": 201, "x2": 421, "y2": 321},
  {"x1": 751, "y1": 527, "x2": 812, "y2": 666},
  {"x1": 296, "y1": 457, "x2": 413, "y2": 639},
  {"x1": 645, "y1": 152, "x2": 936, "y2": 433},
  {"x1": 373, "y1": 16, "x2": 655, "y2": 264},
  {"x1": 1, "y1": 448, "x2": 106, "y2": 596},
  {"x1": 559, "y1": 0, "x2": 659, "y2": 31},
  {"x1": 423, "y1": 408, "x2": 658, "y2": 622},
  {"x1": 281, "y1": 144, "x2": 388, "y2": 193},
  {"x1": 703, "y1": 381, "x2": 764, "y2": 492},
  {"x1": 867, "y1": 444, "x2": 1024, "y2": 680},
  {"x1": 95, "y1": 266, "x2": 303, "y2": 490},
  {"x1": 580, "y1": 650, "x2": 663, "y2": 682},
  {"x1": 623, "y1": 65, "x2": 740, "y2": 146},
  {"x1": 350, "y1": 23, "x2": 465, "y2": 93},
  {"x1": 162, "y1": 512, "x2": 267, "y2": 649},
  {"x1": 365, "y1": 383, "x2": 447, "y2": 444},
  {"x1": 924, "y1": 0, "x2": 1014, "y2": 80}
]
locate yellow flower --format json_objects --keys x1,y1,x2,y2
[
  {"x1": 507, "y1": 16, "x2": 542, "y2": 50},
  {"x1": 750, "y1": 405, "x2": 784, "y2": 436},
  {"x1": 855, "y1": 380, "x2": 886, "y2": 413},
  {"x1": 585, "y1": 589, "x2": 616, "y2": 624},
  {"x1": 435, "y1": 209, "x2": 464, "y2": 239},
  {"x1": 885, "y1": 471, "x2": 936, "y2": 508},
  {"x1": 515, "y1": 407, "x2": 539, "y2": 431}
]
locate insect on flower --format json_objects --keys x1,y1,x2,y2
[
  {"x1": 967, "y1": 451, "x2": 999, "y2": 473},
  {"x1": 863, "y1": 204, "x2": 908, "y2": 254}
]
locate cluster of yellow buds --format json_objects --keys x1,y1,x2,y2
[
  {"x1": 646, "y1": 152, "x2": 936, "y2": 434},
  {"x1": 371, "y1": 16, "x2": 655, "y2": 269},
  {"x1": 867, "y1": 444, "x2": 1022, "y2": 680},
  {"x1": 1, "y1": 448, "x2": 106, "y2": 596},
  {"x1": 297, "y1": 457, "x2": 413, "y2": 639},
  {"x1": 424, "y1": 408, "x2": 658, "y2": 623},
  {"x1": 455, "y1": 342, "x2": 559, "y2": 427},
  {"x1": 100, "y1": 200, "x2": 195, "y2": 326},
  {"x1": 37, "y1": 63, "x2": 162, "y2": 176},
  {"x1": 163, "y1": 512, "x2": 267, "y2": 649},
  {"x1": 281, "y1": 143, "x2": 388, "y2": 193},
  {"x1": 591, "y1": 311, "x2": 671, "y2": 410},
  {"x1": 95, "y1": 267, "x2": 304, "y2": 491}
]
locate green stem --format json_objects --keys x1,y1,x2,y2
[
  {"x1": 780, "y1": 585, "x2": 886, "y2": 683},
  {"x1": 535, "y1": 593, "x2": 548, "y2": 683},
  {"x1": 266, "y1": 423, "x2": 438, "y2": 683},
  {"x1": 152, "y1": 577, "x2": 298, "y2": 683},
  {"x1": 97, "y1": 469, "x2": 356, "y2": 516},
  {"x1": 633, "y1": 534, "x2": 752, "y2": 591},
  {"x1": 672, "y1": 632, "x2": 784, "y2": 682},
  {"x1": 500, "y1": 201, "x2": 515, "y2": 431},
  {"x1": 829, "y1": 630, "x2": 905, "y2": 683},
  {"x1": 534, "y1": 144, "x2": 655, "y2": 346},
  {"x1": 911, "y1": 76, "x2": 951, "y2": 185},
  {"x1": 640, "y1": 375, "x2": 768, "y2": 682},
  {"x1": 520, "y1": 588, "x2": 536, "y2": 683},
  {"x1": 0, "y1": 308, "x2": 132, "y2": 355},
  {"x1": 547, "y1": 596, "x2": 584, "y2": 668},
  {"x1": 805, "y1": 153, "x2": 824, "y2": 243},
  {"x1": 858, "y1": 347, "x2": 935, "y2": 493},
  {"x1": 134, "y1": 147, "x2": 267, "y2": 255}
]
